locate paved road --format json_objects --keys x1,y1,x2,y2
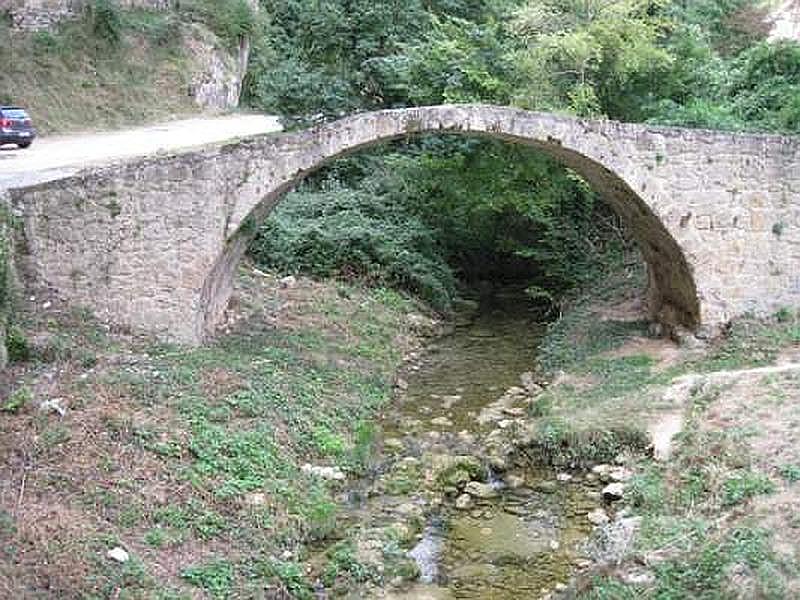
[{"x1": 0, "y1": 113, "x2": 283, "y2": 190}]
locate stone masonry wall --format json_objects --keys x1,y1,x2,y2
[
  {"x1": 9, "y1": 106, "x2": 800, "y2": 345},
  {"x1": 0, "y1": 0, "x2": 171, "y2": 30}
]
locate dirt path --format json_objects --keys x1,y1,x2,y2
[{"x1": 0, "y1": 113, "x2": 283, "y2": 190}]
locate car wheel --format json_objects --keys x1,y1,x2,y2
[{"x1": 18, "y1": 141, "x2": 32, "y2": 149}]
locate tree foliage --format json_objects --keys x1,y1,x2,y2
[{"x1": 244, "y1": 0, "x2": 800, "y2": 309}]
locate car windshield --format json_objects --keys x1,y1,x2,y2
[{"x1": 3, "y1": 109, "x2": 29, "y2": 119}]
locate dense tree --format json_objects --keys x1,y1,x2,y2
[{"x1": 244, "y1": 0, "x2": 800, "y2": 311}]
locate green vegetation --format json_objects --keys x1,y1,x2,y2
[
  {"x1": 181, "y1": 559, "x2": 234, "y2": 598},
  {"x1": 0, "y1": 8, "x2": 192, "y2": 132},
  {"x1": 579, "y1": 379, "x2": 796, "y2": 598},
  {"x1": 244, "y1": 0, "x2": 800, "y2": 314},
  {"x1": 4, "y1": 0, "x2": 800, "y2": 597},
  {"x1": 0, "y1": 269, "x2": 426, "y2": 596},
  {"x1": 0, "y1": 0, "x2": 262, "y2": 133}
]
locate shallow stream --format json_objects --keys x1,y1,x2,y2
[{"x1": 330, "y1": 287, "x2": 603, "y2": 599}]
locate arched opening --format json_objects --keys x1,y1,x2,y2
[{"x1": 200, "y1": 107, "x2": 700, "y2": 340}]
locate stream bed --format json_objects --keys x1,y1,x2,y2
[{"x1": 323, "y1": 288, "x2": 607, "y2": 599}]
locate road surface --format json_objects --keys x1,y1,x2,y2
[{"x1": 0, "y1": 113, "x2": 283, "y2": 190}]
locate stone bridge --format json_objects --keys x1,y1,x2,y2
[{"x1": 7, "y1": 105, "x2": 800, "y2": 344}]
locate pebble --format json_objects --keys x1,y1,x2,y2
[
  {"x1": 587, "y1": 508, "x2": 610, "y2": 526},
  {"x1": 431, "y1": 416, "x2": 453, "y2": 427},
  {"x1": 107, "y1": 547, "x2": 129, "y2": 563},
  {"x1": 556, "y1": 472, "x2": 573, "y2": 482},
  {"x1": 549, "y1": 540, "x2": 560, "y2": 551}
]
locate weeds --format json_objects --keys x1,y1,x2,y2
[
  {"x1": 181, "y1": 559, "x2": 235, "y2": 598},
  {"x1": 2, "y1": 386, "x2": 31, "y2": 414}
]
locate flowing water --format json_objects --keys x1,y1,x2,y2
[{"x1": 328, "y1": 287, "x2": 603, "y2": 599}]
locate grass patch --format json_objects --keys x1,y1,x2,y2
[
  {"x1": 578, "y1": 367, "x2": 797, "y2": 598},
  {"x1": 181, "y1": 559, "x2": 235, "y2": 598},
  {"x1": 0, "y1": 267, "x2": 423, "y2": 596}
]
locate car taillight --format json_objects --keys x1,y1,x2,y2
[{"x1": 0, "y1": 119, "x2": 10, "y2": 128}]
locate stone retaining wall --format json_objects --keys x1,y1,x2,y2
[{"x1": 0, "y1": 0, "x2": 172, "y2": 31}]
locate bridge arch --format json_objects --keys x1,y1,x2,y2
[
  {"x1": 201, "y1": 105, "x2": 700, "y2": 338},
  {"x1": 15, "y1": 104, "x2": 799, "y2": 345}
]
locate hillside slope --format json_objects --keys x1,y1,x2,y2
[{"x1": 0, "y1": 2, "x2": 256, "y2": 133}]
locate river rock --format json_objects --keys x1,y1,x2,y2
[
  {"x1": 487, "y1": 454, "x2": 509, "y2": 472},
  {"x1": 244, "y1": 492, "x2": 267, "y2": 506},
  {"x1": 428, "y1": 454, "x2": 483, "y2": 488},
  {"x1": 556, "y1": 472, "x2": 573, "y2": 482},
  {"x1": 107, "y1": 547, "x2": 129, "y2": 563},
  {"x1": 39, "y1": 398, "x2": 66, "y2": 416},
  {"x1": 301, "y1": 463, "x2": 346, "y2": 481},
  {"x1": 587, "y1": 508, "x2": 610, "y2": 526},
  {"x1": 279, "y1": 275, "x2": 297, "y2": 288},
  {"x1": 384, "y1": 438, "x2": 404, "y2": 452},
  {"x1": 442, "y1": 395, "x2": 462, "y2": 408},
  {"x1": 431, "y1": 416, "x2": 453, "y2": 428},
  {"x1": 602, "y1": 482, "x2": 625, "y2": 502},
  {"x1": 502, "y1": 407, "x2": 526, "y2": 417},
  {"x1": 455, "y1": 494, "x2": 474, "y2": 510},
  {"x1": 621, "y1": 568, "x2": 655, "y2": 586},
  {"x1": 464, "y1": 481, "x2": 499, "y2": 499},
  {"x1": 609, "y1": 467, "x2": 632, "y2": 482},
  {"x1": 591, "y1": 464, "x2": 614, "y2": 482},
  {"x1": 534, "y1": 481, "x2": 558, "y2": 494},
  {"x1": 520, "y1": 371, "x2": 543, "y2": 395},
  {"x1": 505, "y1": 475, "x2": 525, "y2": 489}
]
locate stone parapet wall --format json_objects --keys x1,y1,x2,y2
[{"x1": 0, "y1": 0, "x2": 172, "y2": 31}]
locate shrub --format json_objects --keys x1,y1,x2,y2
[
  {"x1": 249, "y1": 186, "x2": 457, "y2": 312},
  {"x1": 88, "y1": 0, "x2": 123, "y2": 47}
]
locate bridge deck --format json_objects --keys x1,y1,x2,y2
[{"x1": 0, "y1": 113, "x2": 283, "y2": 190}]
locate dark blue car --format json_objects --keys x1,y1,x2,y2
[{"x1": 0, "y1": 106, "x2": 36, "y2": 148}]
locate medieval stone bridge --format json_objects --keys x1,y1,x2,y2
[{"x1": 7, "y1": 105, "x2": 800, "y2": 343}]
